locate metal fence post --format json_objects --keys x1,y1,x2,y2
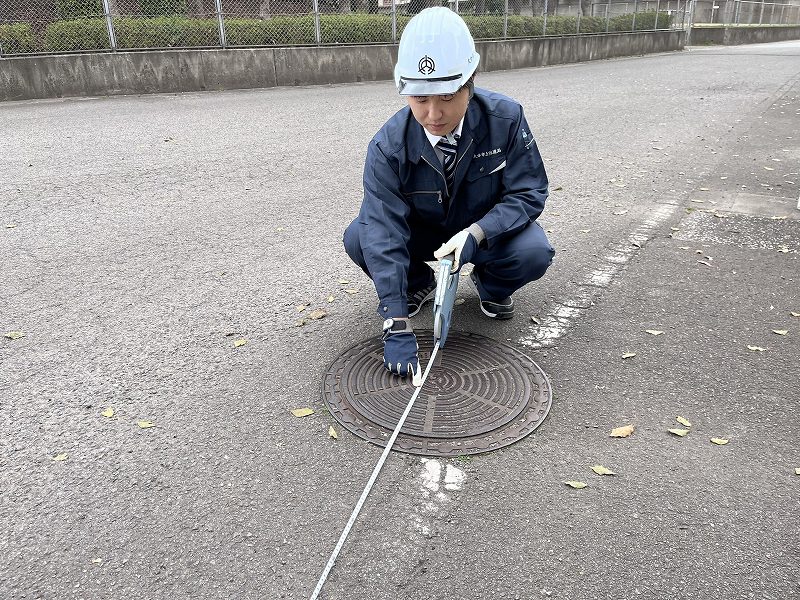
[
  {"x1": 313, "y1": 0, "x2": 321, "y2": 44},
  {"x1": 686, "y1": 0, "x2": 695, "y2": 43},
  {"x1": 214, "y1": 0, "x2": 227, "y2": 48},
  {"x1": 392, "y1": 0, "x2": 397, "y2": 42},
  {"x1": 605, "y1": 1, "x2": 610, "y2": 31},
  {"x1": 758, "y1": 0, "x2": 764, "y2": 23},
  {"x1": 632, "y1": 0, "x2": 638, "y2": 30},
  {"x1": 779, "y1": 3, "x2": 784, "y2": 23},
  {"x1": 455, "y1": 0, "x2": 460, "y2": 14},
  {"x1": 655, "y1": 0, "x2": 660, "y2": 27},
  {"x1": 503, "y1": 0, "x2": 509, "y2": 37},
  {"x1": 101, "y1": 0, "x2": 117, "y2": 51},
  {"x1": 543, "y1": 0, "x2": 548, "y2": 35},
  {"x1": 577, "y1": 9, "x2": 582, "y2": 32}
]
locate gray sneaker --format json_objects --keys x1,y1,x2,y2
[
  {"x1": 407, "y1": 279, "x2": 436, "y2": 318},
  {"x1": 470, "y1": 272, "x2": 514, "y2": 320}
]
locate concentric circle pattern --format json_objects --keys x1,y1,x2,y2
[{"x1": 322, "y1": 330, "x2": 552, "y2": 456}]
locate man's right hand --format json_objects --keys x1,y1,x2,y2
[{"x1": 382, "y1": 319, "x2": 422, "y2": 386}]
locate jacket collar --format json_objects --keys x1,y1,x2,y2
[{"x1": 408, "y1": 99, "x2": 488, "y2": 165}]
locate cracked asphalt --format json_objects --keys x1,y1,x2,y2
[{"x1": 1, "y1": 40, "x2": 799, "y2": 599}]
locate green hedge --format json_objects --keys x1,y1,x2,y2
[
  {"x1": 609, "y1": 11, "x2": 674, "y2": 31},
  {"x1": 56, "y1": 0, "x2": 103, "y2": 19},
  {"x1": 0, "y1": 23, "x2": 36, "y2": 54},
  {"x1": 31, "y1": 11, "x2": 674, "y2": 54}
]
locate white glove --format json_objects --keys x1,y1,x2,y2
[{"x1": 434, "y1": 229, "x2": 478, "y2": 273}]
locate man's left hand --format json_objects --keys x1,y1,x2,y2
[{"x1": 434, "y1": 230, "x2": 478, "y2": 273}]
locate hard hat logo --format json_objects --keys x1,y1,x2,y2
[{"x1": 418, "y1": 55, "x2": 436, "y2": 76}]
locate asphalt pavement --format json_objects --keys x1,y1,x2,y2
[{"x1": 1, "y1": 41, "x2": 798, "y2": 600}]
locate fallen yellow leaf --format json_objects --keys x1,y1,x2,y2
[
  {"x1": 101, "y1": 408, "x2": 115, "y2": 418},
  {"x1": 795, "y1": 468, "x2": 800, "y2": 476},
  {"x1": 621, "y1": 352, "x2": 636, "y2": 360},
  {"x1": 454, "y1": 298, "x2": 465, "y2": 306},
  {"x1": 610, "y1": 424, "x2": 635, "y2": 438},
  {"x1": 564, "y1": 481, "x2": 588, "y2": 489},
  {"x1": 327, "y1": 295, "x2": 335, "y2": 303},
  {"x1": 137, "y1": 421, "x2": 155, "y2": 429},
  {"x1": 91, "y1": 558, "x2": 102, "y2": 564},
  {"x1": 339, "y1": 279, "x2": 350, "y2": 284},
  {"x1": 53, "y1": 453, "x2": 69, "y2": 461},
  {"x1": 645, "y1": 330, "x2": 664, "y2": 336},
  {"x1": 747, "y1": 346, "x2": 766, "y2": 352},
  {"x1": 294, "y1": 319, "x2": 306, "y2": 327},
  {"x1": 790, "y1": 312, "x2": 799, "y2": 318},
  {"x1": 329, "y1": 426, "x2": 338, "y2": 439},
  {"x1": 778, "y1": 247, "x2": 789, "y2": 254},
  {"x1": 344, "y1": 289, "x2": 359, "y2": 295},
  {"x1": 308, "y1": 309, "x2": 327, "y2": 320},
  {"x1": 710, "y1": 437, "x2": 729, "y2": 445},
  {"x1": 772, "y1": 330, "x2": 788, "y2": 336},
  {"x1": 6, "y1": 223, "x2": 17, "y2": 228},
  {"x1": 590, "y1": 465, "x2": 616, "y2": 476},
  {"x1": 291, "y1": 408, "x2": 314, "y2": 418},
  {"x1": 296, "y1": 304, "x2": 309, "y2": 312},
  {"x1": 233, "y1": 338, "x2": 247, "y2": 348},
  {"x1": 4, "y1": 331, "x2": 25, "y2": 340},
  {"x1": 676, "y1": 416, "x2": 692, "y2": 427},
  {"x1": 668, "y1": 428, "x2": 690, "y2": 437}
]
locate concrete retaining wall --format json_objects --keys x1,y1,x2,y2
[
  {"x1": 690, "y1": 25, "x2": 800, "y2": 45},
  {"x1": 0, "y1": 31, "x2": 683, "y2": 102}
]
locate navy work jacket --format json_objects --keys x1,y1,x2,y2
[{"x1": 358, "y1": 87, "x2": 549, "y2": 317}]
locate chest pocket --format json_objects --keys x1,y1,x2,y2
[{"x1": 466, "y1": 155, "x2": 505, "y2": 201}]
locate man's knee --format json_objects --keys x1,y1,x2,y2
[{"x1": 343, "y1": 220, "x2": 363, "y2": 264}]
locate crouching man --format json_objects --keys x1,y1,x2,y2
[{"x1": 344, "y1": 7, "x2": 555, "y2": 384}]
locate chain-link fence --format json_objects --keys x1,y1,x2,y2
[{"x1": 0, "y1": 0, "x2": 796, "y2": 55}]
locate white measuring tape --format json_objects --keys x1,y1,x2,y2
[{"x1": 309, "y1": 342, "x2": 441, "y2": 600}]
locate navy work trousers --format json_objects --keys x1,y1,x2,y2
[{"x1": 343, "y1": 220, "x2": 555, "y2": 301}]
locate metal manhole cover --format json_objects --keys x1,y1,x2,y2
[{"x1": 322, "y1": 330, "x2": 552, "y2": 456}]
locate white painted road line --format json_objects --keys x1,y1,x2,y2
[{"x1": 520, "y1": 204, "x2": 679, "y2": 349}]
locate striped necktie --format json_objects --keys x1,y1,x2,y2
[{"x1": 437, "y1": 136, "x2": 458, "y2": 198}]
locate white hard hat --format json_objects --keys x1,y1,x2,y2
[{"x1": 394, "y1": 7, "x2": 480, "y2": 96}]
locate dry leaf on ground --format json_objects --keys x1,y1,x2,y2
[
  {"x1": 590, "y1": 465, "x2": 616, "y2": 476},
  {"x1": 91, "y1": 558, "x2": 102, "y2": 564},
  {"x1": 772, "y1": 330, "x2": 788, "y2": 336},
  {"x1": 676, "y1": 416, "x2": 692, "y2": 427},
  {"x1": 4, "y1": 331, "x2": 25, "y2": 340},
  {"x1": 621, "y1": 352, "x2": 636, "y2": 359},
  {"x1": 294, "y1": 319, "x2": 306, "y2": 327},
  {"x1": 795, "y1": 468, "x2": 800, "y2": 475},
  {"x1": 610, "y1": 424, "x2": 635, "y2": 438},
  {"x1": 530, "y1": 316, "x2": 541, "y2": 324},
  {"x1": 137, "y1": 421, "x2": 155, "y2": 429},
  {"x1": 790, "y1": 312, "x2": 799, "y2": 318},
  {"x1": 234, "y1": 338, "x2": 248, "y2": 348},
  {"x1": 327, "y1": 295, "x2": 335, "y2": 303},
  {"x1": 747, "y1": 345, "x2": 766, "y2": 352},
  {"x1": 710, "y1": 437, "x2": 729, "y2": 445},
  {"x1": 6, "y1": 223, "x2": 17, "y2": 228},
  {"x1": 329, "y1": 426, "x2": 338, "y2": 439},
  {"x1": 339, "y1": 279, "x2": 350, "y2": 284},
  {"x1": 698, "y1": 260, "x2": 713, "y2": 267},
  {"x1": 101, "y1": 408, "x2": 115, "y2": 418},
  {"x1": 53, "y1": 453, "x2": 69, "y2": 461},
  {"x1": 291, "y1": 408, "x2": 314, "y2": 418},
  {"x1": 296, "y1": 304, "x2": 309, "y2": 312},
  {"x1": 645, "y1": 330, "x2": 664, "y2": 336},
  {"x1": 308, "y1": 309, "x2": 327, "y2": 320},
  {"x1": 668, "y1": 428, "x2": 690, "y2": 437},
  {"x1": 564, "y1": 481, "x2": 588, "y2": 489},
  {"x1": 344, "y1": 289, "x2": 359, "y2": 295}
]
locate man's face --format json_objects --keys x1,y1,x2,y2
[{"x1": 407, "y1": 85, "x2": 471, "y2": 137}]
